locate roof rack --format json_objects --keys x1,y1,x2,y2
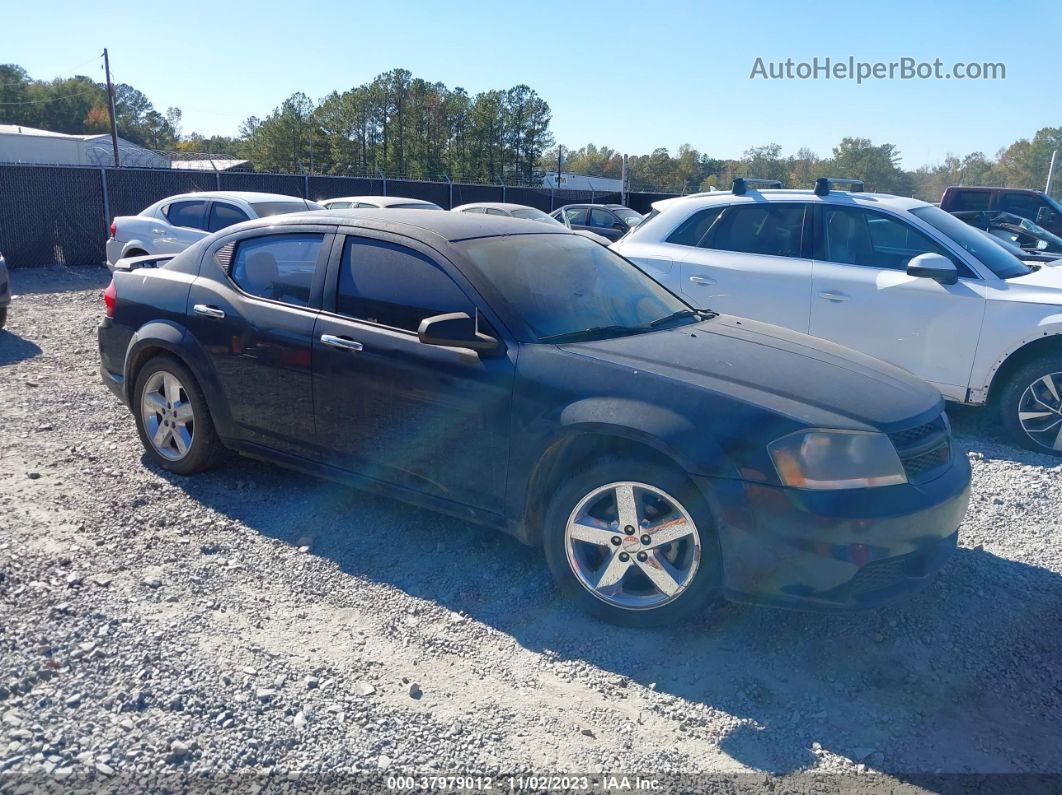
[
  {"x1": 814, "y1": 177, "x2": 865, "y2": 196},
  {"x1": 732, "y1": 178, "x2": 783, "y2": 195}
]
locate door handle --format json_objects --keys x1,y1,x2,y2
[
  {"x1": 818, "y1": 290, "x2": 849, "y2": 303},
  {"x1": 688, "y1": 275, "x2": 716, "y2": 286},
  {"x1": 151, "y1": 228, "x2": 166, "y2": 235},
  {"x1": 320, "y1": 334, "x2": 363, "y2": 352},
  {"x1": 193, "y1": 304, "x2": 226, "y2": 319}
]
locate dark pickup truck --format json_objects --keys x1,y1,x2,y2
[{"x1": 940, "y1": 186, "x2": 1062, "y2": 237}]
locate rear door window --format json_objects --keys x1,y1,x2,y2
[
  {"x1": 337, "y1": 237, "x2": 474, "y2": 332},
  {"x1": 562, "y1": 207, "x2": 588, "y2": 225},
  {"x1": 327, "y1": 201, "x2": 353, "y2": 209},
  {"x1": 208, "y1": 202, "x2": 251, "y2": 232},
  {"x1": 165, "y1": 201, "x2": 208, "y2": 230},
  {"x1": 229, "y1": 233, "x2": 326, "y2": 307},
  {"x1": 950, "y1": 190, "x2": 992, "y2": 211},
  {"x1": 706, "y1": 203, "x2": 806, "y2": 257}
]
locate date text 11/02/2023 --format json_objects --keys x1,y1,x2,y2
[{"x1": 385, "y1": 775, "x2": 663, "y2": 791}]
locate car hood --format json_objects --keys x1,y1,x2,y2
[
  {"x1": 560, "y1": 315, "x2": 942, "y2": 431},
  {"x1": 991, "y1": 265, "x2": 1062, "y2": 304}
]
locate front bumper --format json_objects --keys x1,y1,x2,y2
[{"x1": 695, "y1": 452, "x2": 971, "y2": 611}]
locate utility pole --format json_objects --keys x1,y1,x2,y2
[
  {"x1": 621, "y1": 154, "x2": 628, "y2": 205},
  {"x1": 1046, "y1": 149, "x2": 1058, "y2": 195},
  {"x1": 556, "y1": 145, "x2": 563, "y2": 190},
  {"x1": 103, "y1": 49, "x2": 121, "y2": 168}
]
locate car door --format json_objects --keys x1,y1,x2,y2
[
  {"x1": 156, "y1": 200, "x2": 210, "y2": 253},
  {"x1": 808, "y1": 204, "x2": 987, "y2": 397},
  {"x1": 312, "y1": 231, "x2": 515, "y2": 514},
  {"x1": 186, "y1": 228, "x2": 333, "y2": 458},
  {"x1": 588, "y1": 207, "x2": 626, "y2": 241},
  {"x1": 676, "y1": 201, "x2": 813, "y2": 333}
]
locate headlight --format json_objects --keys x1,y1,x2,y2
[{"x1": 768, "y1": 430, "x2": 907, "y2": 490}]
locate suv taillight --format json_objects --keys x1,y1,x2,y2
[
  {"x1": 109, "y1": 221, "x2": 116, "y2": 238},
  {"x1": 104, "y1": 279, "x2": 116, "y2": 318}
]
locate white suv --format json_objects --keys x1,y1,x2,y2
[{"x1": 613, "y1": 178, "x2": 1062, "y2": 454}]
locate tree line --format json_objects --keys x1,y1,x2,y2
[{"x1": 0, "y1": 62, "x2": 1058, "y2": 201}]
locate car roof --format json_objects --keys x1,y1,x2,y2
[
  {"x1": 650, "y1": 189, "x2": 931, "y2": 213},
  {"x1": 322, "y1": 195, "x2": 441, "y2": 207},
  {"x1": 452, "y1": 202, "x2": 541, "y2": 212},
  {"x1": 156, "y1": 191, "x2": 311, "y2": 204},
  {"x1": 240, "y1": 207, "x2": 573, "y2": 243}
]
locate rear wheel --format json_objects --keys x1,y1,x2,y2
[
  {"x1": 0, "y1": 308, "x2": 7, "y2": 329},
  {"x1": 133, "y1": 356, "x2": 222, "y2": 473},
  {"x1": 1000, "y1": 355, "x2": 1062, "y2": 455},
  {"x1": 542, "y1": 456, "x2": 721, "y2": 626}
]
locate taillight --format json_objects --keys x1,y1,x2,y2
[
  {"x1": 109, "y1": 221, "x2": 116, "y2": 238},
  {"x1": 104, "y1": 279, "x2": 117, "y2": 318}
]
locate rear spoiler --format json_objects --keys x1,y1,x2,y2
[{"x1": 112, "y1": 253, "x2": 176, "y2": 272}]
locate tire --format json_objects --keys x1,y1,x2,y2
[
  {"x1": 0, "y1": 308, "x2": 7, "y2": 329},
  {"x1": 132, "y1": 355, "x2": 222, "y2": 474},
  {"x1": 999, "y1": 354, "x2": 1062, "y2": 455},
  {"x1": 542, "y1": 456, "x2": 722, "y2": 626}
]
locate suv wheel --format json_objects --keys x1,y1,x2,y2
[
  {"x1": 542, "y1": 457, "x2": 721, "y2": 626},
  {"x1": 1000, "y1": 356, "x2": 1062, "y2": 455},
  {"x1": 133, "y1": 356, "x2": 222, "y2": 473}
]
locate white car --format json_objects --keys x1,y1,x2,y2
[
  {"x1": 451, "y1": 201, "x2": 612, "y2": 245},
  {"x1": 318, "y1": 195, "x2": 444, "y2": 211},
  {"x1": 106, "y1": 191, "x2": 322, "y2": 269},
  {"x1": 613, "y1": 177, "x2": 1062, "y2": 454}
]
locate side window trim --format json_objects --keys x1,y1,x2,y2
[
  {"x1": 224, "y1": 231, "x2": 334, "y2": 310},
  {"x1": 165, "y1": 200, "x2": 208, "y2": 231},
  {"x1": 321, "y1": 229, "x2": 507, "y2": 342},
  {"x1": 700, "y1": 202, "x2": 809, "y2": 260},
  {"x1": 813, "y1": 204, "x2": 980, "y2": 280}
]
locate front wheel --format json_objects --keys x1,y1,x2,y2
[
  {"x1": 999, "y1": 355, "x2": 1062, "y2": 455},
  {"x1": 133, "y1": 355, "x2": 222, "y2": 473},
  {"x1": 542, "y1": 457, "x2": 721, "y2": 626}
]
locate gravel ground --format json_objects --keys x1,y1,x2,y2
[{"x1": 1, "y1": 266, "x2": 1061, "y2": 792}]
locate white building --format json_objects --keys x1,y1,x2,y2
[
  {"x1": 0, "y1": 124, "x2": 167, "y2": 168},
  {"x1": 540, "y1": 171, "x2": 623, "y2": 192}
]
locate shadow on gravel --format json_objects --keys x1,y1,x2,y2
[
  {"x1": 949, "y1": 402, "x2": 1062, "y2": 467},
  {"x1": 0, "y1": 330, "x2": 42, "y2": 366},
  {"x1": 164, "y1": 454, "x2": 1062, "y2": 778},
  {"x1": 9, "y1": 265, "x2": 111, "y2": 295}
]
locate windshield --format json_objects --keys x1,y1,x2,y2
[
  {"x1": 250, "y1": 200, "x2": 322, "y2": 216},
  {"x1": 910, "y1": 206, "x2": 1033, "y2": 279},
  {"x1": 613, "y1": 208, "x2": 644, "y2": 226},
  {"x1": 458, "y1": 234, "x2": 695, "y2": 342},
  {"x1": 511, "y1": 207, "x2": 561, "y2": 224}
]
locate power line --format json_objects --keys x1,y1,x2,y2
[{"x1": 0, "y1": 88, "x2": 102, "y2": 106}]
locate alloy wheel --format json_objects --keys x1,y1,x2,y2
[
  {"x1": 564, "y1": 481, "x2": 701, "y2": 611},
  {"x1": 1018, "y1": 372, "x2": 1062, "y2": 451},
  {"x1": 140, "y1": 370, "x2": 195, "y2": 461}
]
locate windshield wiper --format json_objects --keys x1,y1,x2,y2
[
  {"x1": 648, "y1": 308, "x2": 711, "y2": 328},
  {"x1": 539, "y1": 325, "x2": 651, "y2": 344}
]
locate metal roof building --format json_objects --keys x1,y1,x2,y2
[{"x1": 0, "y1": 124, "x2": 167, "y2": 168}]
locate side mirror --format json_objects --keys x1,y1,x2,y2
[
  {"x1": 612, "y1": 222, "x2": 627, "y2": 232},
  {"x1": 418, "y1": 312, "x2": 500, "y2": 353},
  {"x1": 907, "y1": 252, "x2": 958, "y2": 285},
  {"x1": 1037, "y1": 206, "x2": 1058, "y2": 226}
]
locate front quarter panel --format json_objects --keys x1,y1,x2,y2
[{"x1": 969, "y1": 299, "x2": 1062, "y2": 402}]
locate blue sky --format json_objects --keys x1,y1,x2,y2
[{"x1": 7, "y1": 0, "x2": 1058, "y2": 168}]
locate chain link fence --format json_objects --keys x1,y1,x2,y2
[{"x1": 0, "y1": 163, "x2": 677, "y2": 268}]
